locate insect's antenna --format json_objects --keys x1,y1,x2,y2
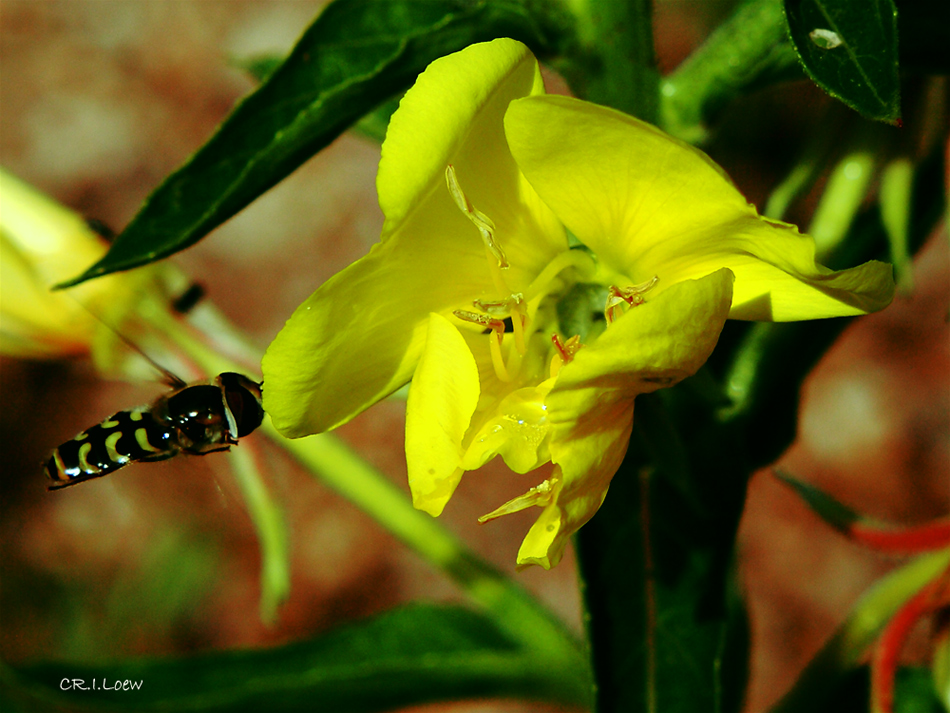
[
  {"x1": 65, "y1": 293, "x2": 189, "y2": 389},
  {"x1": 103, "y1": 324, "x2": 188, "y2": 389}
]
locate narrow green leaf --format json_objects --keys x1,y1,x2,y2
[
  {"x1": 59, "y1": 0, "x2": 561, "y2": 287},
  {"x1": 774, "y1": 471, "x2": 861, "y2": 531},
  {"x1": 235, "y1": 52, "x2": 401, "y2": 144},
  {"x1": 6, "y1": 604, "x2": 588, "y2": 712},
  {"x1": 784, "y1": 0, "x2": 901, "y2": 122}
]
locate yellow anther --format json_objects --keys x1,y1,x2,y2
[
  {"x1": 478, "y1": 478, "x2": 559, "y2": 523},
  {"x1": 445, "y1": 164, "x2": 508, "y2": 268},
  {"x1": 453, "y1": 310, "x2": 505, "y2": 331},
  {"x1": 453, "y1": 310, "x2": 511, "y2": 382},
  {"x1": 605, "y1": 275, "x2": 659, "y2": 323},
  {"x1": 473, "y1": 293, "x2": 523, "y2": 316}
]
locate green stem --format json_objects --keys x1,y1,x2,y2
[
  {"x1": 659, "y1": 0, "x2": 800, "y2": 143},
  {"x1": 879, "y1": 157, "x2": 915, "y2": 292},
  {"x1": 556, "y1": 0, "x2": 658, "y2": 121},
  {"x1": 227, "y1": 442, "x2": 290, "y2": 625},
  {"x1": 807, "y1": 122, "x2": 888, "y2": 261},
  {"x1": 764, "y1": 106, "x2": 848, "y2": 220}
]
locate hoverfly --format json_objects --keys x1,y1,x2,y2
[
  {"x1": 40, "y1": 251, "x2": 265, "y2": 490},
  {"x1": 43, "y1": 371, "x2": 264, "y2": 490}
]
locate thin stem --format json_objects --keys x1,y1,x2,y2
[{"x1": 227, "y1": 441, "x2": 290, "y2": 625}]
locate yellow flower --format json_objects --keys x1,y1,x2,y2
[
  {"x1": 0, "y1": 168, "x2": 180, "y2": 370},
  {"x1": 262, "y1": 39, "x2": 894, "y2": 568}
]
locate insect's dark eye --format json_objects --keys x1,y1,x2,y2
[{"x1": 219, "y1": 373, "x2": 264, "y2": 437}]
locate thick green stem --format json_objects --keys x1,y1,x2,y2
[
  {"x1": 557, "y1": 0, "x2": 658, "y2": 120},
  {"x1": 659, "y1": 0, "x2": 800, "y2": 143}
]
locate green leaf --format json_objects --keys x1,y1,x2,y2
[
  {"x1": 6, "y1": 604, "x2": 588, "y2": 712},
  {"x1": 59, "y1": 0, "x2": 562, "y2": 287},
  {"x1": 784, "y1": 0, "x2": 901, "y2": 123},
  {"x1": 235, "y1": 52, "x2": 400, "y2": 143}
]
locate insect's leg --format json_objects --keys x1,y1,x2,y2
[{"x1": 193, "y1": 445, "x2": 232, "y2": 457}]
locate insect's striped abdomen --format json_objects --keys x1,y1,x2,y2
[{"x1": 44, "y1": 408, "x2": 176, "y2": 490}]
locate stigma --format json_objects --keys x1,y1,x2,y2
[{"x1": 605, "y1": 276, "x2": 659, "y2": 323}]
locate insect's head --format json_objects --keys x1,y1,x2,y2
[{"x1": 219, "y1": 373, "x2": 265, "y2": 437}]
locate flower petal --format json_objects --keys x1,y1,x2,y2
[
  {"x1": 379, "y1": 38, "x2": 565, "y2": 284},
  {"x1": 505, "y1": 95, "x2": 894, "y2": 322},
  {"x1": 461, "y1": 379, "x2": 554, "y2": 474},
  {"x1": 517, "y1": 269, "x2": 735, "y2": 568},
  {"x1": 0, "y1": 169, "x2": 172, "y2": 361},
  {"x1": 263, "y1": 39, "x2": 564, "y2": 437},
  {"x1": 406, "y1": 313, "x2": 480, "y2": 516}
]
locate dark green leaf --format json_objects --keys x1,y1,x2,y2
[
  {"x1": 59, "y1": 0, "x2": 564, "y2": 287},
  {"x1": 231, "y1": 54, "x2": 283, "y2": 83},
  {"x1": 235, "y1": 51, "x2": 400, "y2": 144},
  {"x1": 6, "y1": 604, "x2": 588, "y2": 712},
  {"x1": 785, "y1": 0, "x2": 901, "y2": 122}
]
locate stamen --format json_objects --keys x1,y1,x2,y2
[
  {"x1": 489, "y1": 331, "x2": 510, "y2": 383},
  {"x1": 478, "y1": 478, "x2": 559, "y2": 523},
  {"x1": 552, "y1": 334, "x2": 583, "y2": 362},
  {"x1": 445, "y1": 165, "x2": 508, "y2": 268},
  {"x1": 605, "y1": 275, "x2": 659, "y2": 323},
  {"x1": 511, "y1": 311, "x2": 527, "y2": 356},
  {"x1": 453, "y1": 310, "x2": 505, "y2": 332},
  {"x1": 454, "y1": 310, "x2": 510, "y2": 382},
  {"x1": 474, "y1": 293, "x2": 523, "y2": 316},
  {"x1": 549, "y1": 334, "x2": 583, "y2": 378}
]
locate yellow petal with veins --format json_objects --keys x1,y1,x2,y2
[{"x1": 505, "y1": 95, "x2": 894, "y2": 322}]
